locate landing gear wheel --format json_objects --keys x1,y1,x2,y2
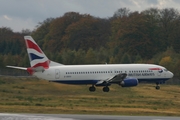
[
  {"x1": 103, "y1": 86, "x2": 109, "y2": 92},
  {"x1": 155, "y1": 82, "x2": 160, "y2": 90},
  {"x1": 89, "y1": 86, "x2": 96, "y2": 92},
  {"x1": 155, "y1": 86, "x2": 160, "y2": 90}
]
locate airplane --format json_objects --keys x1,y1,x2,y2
[{"x1": 7, "y1": 36, "x2": 174, "y2": 92}]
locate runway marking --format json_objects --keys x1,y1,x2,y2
[
  {"x1": 0, "y1": 113, "x2": 179, "y2": 120},
  {"x1": 152, "y1": 119, "x2": 169, "y2": 120},
  {"x1": 0, "y1": 113, "x2": 77, "y2": 120},
  {"x1": 152, "y1": 119, "x2": 163, "y2": 120}
]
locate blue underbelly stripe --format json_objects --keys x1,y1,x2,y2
[
  {"x1": 50, "y1": 78, "x2": 171, "y2": 85},
  {"x1": 51, "y1": 80, "x2": 99, "y2": 85}
]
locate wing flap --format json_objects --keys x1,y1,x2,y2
[
  {"x1": 108, "y1": 73, "x2": 127, "y2": 83},
  {"x1": 96, "y1": 73, "x2": 127, "y2": 86}
]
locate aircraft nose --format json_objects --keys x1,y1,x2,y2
[{"x1": 169, "y1": 71, "x2": 174, "y2": 78}]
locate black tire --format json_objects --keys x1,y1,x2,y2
[
  {"x1": 89, "y1": 86, "x2": 96, "y2": 92},
  {"x1": 155, "y1": 86, "x2": 160, "y2": 90},
  {"x1": 103, "y1": 86, "x2": 109, "y2": 92}
]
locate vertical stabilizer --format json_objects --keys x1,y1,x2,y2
[{"x1": 24, "y1": 36, "x2": 50, "y2": 69}]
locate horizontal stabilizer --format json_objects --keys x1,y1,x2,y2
[{"x1": 6, "y1": 66, "x2": 27, "y2": 70}]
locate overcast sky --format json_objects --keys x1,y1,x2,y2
[{"x1": 1, "y1": 0, "x2": 180, "y2": 32}]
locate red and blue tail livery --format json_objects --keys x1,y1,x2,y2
[
  {"x1": 24, "y1": 36, "x2": 50, "y2": 69},
  {"x1": 7, "y1": 36, "x2": 174, "y2": 92}
]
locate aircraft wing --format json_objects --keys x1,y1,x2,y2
[
  {"x1": 108, "y1": 73, "x2": 127, "y2": 83},
  {"x1": 96, "y1": 73, "x2": 127, "y2": 85}
]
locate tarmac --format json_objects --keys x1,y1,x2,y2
[{"x1": 0, "y1": 113, "x2": 179, "y2": 120}]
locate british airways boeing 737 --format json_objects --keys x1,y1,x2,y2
[{"x1": 7, "y1": 36, "x2": 174, "y2": 92}]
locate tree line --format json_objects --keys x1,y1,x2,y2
[{"x1": 0, "y1": 7, "x2": 180, "y2": 81}]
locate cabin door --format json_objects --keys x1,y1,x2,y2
[{"x1": 55, "y1": 69, "x2": 60, "y2": 79}]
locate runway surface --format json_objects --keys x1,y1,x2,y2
[{"x1": 0, "y1": 113, "x2": 179, "y2": 120}]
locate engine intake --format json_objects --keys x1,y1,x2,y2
[{"x1": 120, "y1": 78, "x2": 138, "y2": 87}]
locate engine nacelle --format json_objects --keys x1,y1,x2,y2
[{"x1": 120, "y1": 78, "x2": 138, "y2": 87}]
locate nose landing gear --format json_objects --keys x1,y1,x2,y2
[{"x1": 155, "y1": 82, "x2": 160, "y2": 90}]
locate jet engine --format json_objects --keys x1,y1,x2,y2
[{"x1": 120, "y1": 78, "x2": 138, "y2": 87}]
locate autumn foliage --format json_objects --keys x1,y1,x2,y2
[{"x1": 0, "y1": 8, "x2": 180, "y2": 80}]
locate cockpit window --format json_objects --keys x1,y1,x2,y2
[{"x1": 164, "y1": 69, "x2": 168, "y2": 72}]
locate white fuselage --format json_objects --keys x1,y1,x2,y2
[{"x1": 33, "y1": 64, "x2": 173, "y2": 85}]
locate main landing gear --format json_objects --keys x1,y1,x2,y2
[
  {"x1": 89, "y1": 85, "x2": 110, "y2": 92},
  {"x1": 89, "y1": 85, "x2": 96, "y2": 92},
  {"x1": 155, "y1": 82, "x2": 160, "y2": 90},
  {"x1": 103, "y1": 86, "x2": 110, "y2": 92}
]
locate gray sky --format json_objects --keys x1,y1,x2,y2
[{"x1": 0, "y1": 0, "x2": 180, "y2": 32}]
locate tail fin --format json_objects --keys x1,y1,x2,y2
[
  {"x1": 24, "y1": 36, "x2": 50, "y2": 68},
  {"x1": 7, "y1": 36, "x2": 63, "y2": 75},
  {"x1": 24, "y1": 36, "x2": 64, "y2": 68}
]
